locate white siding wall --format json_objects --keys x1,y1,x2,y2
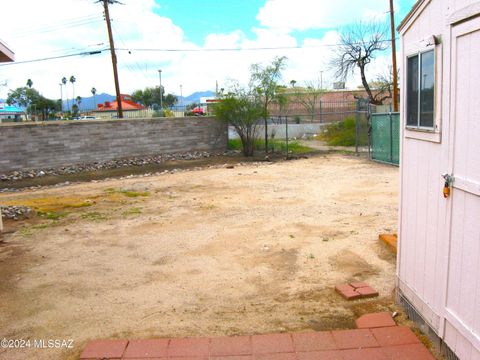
[
  {"x1": 398, "y1": 0, "x2": 480, "y2": 358},
  {"x1": 398, "y1": 0, "x2": 449, "y2": 328}
]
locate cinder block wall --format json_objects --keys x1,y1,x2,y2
[{"x1": 0, "y1": 117, "x2": 227, "y2": 173}]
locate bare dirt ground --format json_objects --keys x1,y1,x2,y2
[{"x1": 0, "y1": 153, "x2": 399, "y2": 360}]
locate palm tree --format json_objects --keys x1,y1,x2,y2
[
  {"x1": 91, "y1": 87, "x2": 97, "y2": 110},
  {"x1": 26, "y1": 79, "x2": 33, "y2": 88},
  {"x1": 76, "y1": 96, "x2": 82, "y2": 106},
  {"x1": 69, "y1": 76, "x2": 76, "y2": 110},
  {"x1": 62, "y1": 77, "x2": 69, "y2": 111}
]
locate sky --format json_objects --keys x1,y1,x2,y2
[{"x1": 0, "y1": 0, "x2": 417, "y2": 101}]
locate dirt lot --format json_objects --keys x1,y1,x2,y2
[{"x1": 0, "y1": 154, "x2": 399, "y2": 360}]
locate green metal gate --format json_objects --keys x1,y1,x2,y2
[{"x1": 370, "y1": 112, "x2": 399, "y2": 165}]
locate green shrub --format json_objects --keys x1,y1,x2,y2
[
  {"x1": 228, "y1": 138, "x2": 313, "y2": 154},
  {"x1": 321, "y1": 117, "x2": 368, "y2": 146}
]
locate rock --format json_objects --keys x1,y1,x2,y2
[{"x1": 1, "y1": 206, "x2": 34, "y2": 220}]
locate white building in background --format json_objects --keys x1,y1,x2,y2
[{"x1": 397, "y1": 1, "x2": 480, "y2": 359}]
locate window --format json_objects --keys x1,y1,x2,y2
[{"x1": 406, "y1": 50, "x2": 435, "y2": 129}]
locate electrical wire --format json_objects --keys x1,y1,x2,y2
[
  {"x1": 115, "y1": 38, "x2": 395, "y2": 52},
  {"x1": 11, "y1": 15, "x2": 103, "y2": 39},
  {"x1": 0, "y1": 49, "x2": 109, "y2": 67},
  {"x1": 0, "y1": 38, "x2": 397, "y2": 67},
  {"x1": 111, "y1": 22, "x2": 150, "y2": 81}
]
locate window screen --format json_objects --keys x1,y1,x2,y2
[
  {"x1": 420, "y1": 50, "x2": 434, "y2": 127},
  {"x1": 407, "y1": 55, "x2": 418, "y2": 126},
  {"x1": 406, "y1": 49, "x2": 435, "y2": 129}
]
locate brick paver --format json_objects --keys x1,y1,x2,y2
[
  {"x1": 335, "y1": 282, "x2": 379, "y2": 300},
  {"x1": 355, "y1": 312, "x2": 396, "y2": 329},
  {"x1": 79, "y1": 314, "x2": 435, "y2": 360}
]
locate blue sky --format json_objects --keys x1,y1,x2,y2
[
  {"x1": 155, "y1": 0, "x2": 265, "y2": 44},
  {"x1": 156, "y1": 0, "x2": 415, "y2": 46},
  {"x1": 0, "y1": 0, "x2": 417, "y2": 100}
]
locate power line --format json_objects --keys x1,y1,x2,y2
[
  {"x1": 0, "y1": 49, "x2": 109, "y2": 66},
  {"x1": 11, "y1": 15, "x2": 103, "y2": 39},
  {"x1": 111, "y1": 22, "x2": 150, "y2": 81},
  {"x1": 114, "y1": 38, "x2": 396, "y2": 53},
  {"x1": 0, "y1": 38, "x2": 398, "y2": 67}
]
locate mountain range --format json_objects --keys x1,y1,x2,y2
[
  {"x1": 1, "y1": 90, "x2": 216, "y2": 111},
  {"x1": 69, "y1": 90, "x2": 216, "y2": 111}
]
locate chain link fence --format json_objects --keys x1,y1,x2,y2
[{"x1": 370, "y1": 112, "x2": 400, "y2": 165}]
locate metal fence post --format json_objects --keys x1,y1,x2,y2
[
  {"x1": 319, "y1": 100, "x2": 323, "y2": 123},
  {"x1": 285, "y1": 115, "x2": 289, "y2": 158},
  {"x1": 389, "y1": 112, "x2": 393, "y2": 164},
  {"x1": 355, "y1": 100, "x2": 360, "y2": 155},
  {"x1": 367, "y1": 104, "x2": 372, "y2": 159}
]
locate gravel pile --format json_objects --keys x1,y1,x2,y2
[
  {"x1": 1, "y1": 206, "x2": 35, "y2": 220},
  {"x1": 0, "y1": 150, "x2": 240, "y2": 182}
]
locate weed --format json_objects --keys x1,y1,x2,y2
[
  {"x1": 228, "y1": 138, "x2": 313, "y2": 154},
  {"x1": 121, "y1": 190, "x2": 149, "y2": 198},
  {"x1": 68, "y1": 201, "x2": 93, "y2": 208},
  {"x1": 2, "y1": 197, "x2": 94, "y2": 213},
  {"x1": 105, "y1": 188, "x2": 150, "y2": 198},
  {"x1": 19, "y1": 227, "x2": 33, "y2": 236},
  {"x1": 81, "y1": 212, "x2": 109, "y2": 221},
  {"x1": 32, "y1": 223, "x2": 51, "y2": 229},
  {"x1": 122, "y1": 207, "x2": 142, "y2": 216},
  {"x1": 37, "y1": 211, "x2": 67, "y2": 220}
]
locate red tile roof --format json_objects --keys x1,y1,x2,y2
[{"x1": 97, "y1": 94, "x2": 145, "y2": 111}]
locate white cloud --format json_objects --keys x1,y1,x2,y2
[{"x1": 257, "y1": 0, "x2": 399, "y2": 31}]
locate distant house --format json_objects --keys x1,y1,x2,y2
[
  {"x1": 0, "y1": 41, "x2": 17, "y2": 123},
  {"x1": 0, "y1": 39, "x2": 14, "y2": 62},
  {"x1": 93, "y1": 94, "x2": 147, "y2": 119},
  {"x1": 0, "y1": 103, "x2": 25, "y2": 123},
  {"x1": 0, "y1": 39, "x2": 13, "y2": 232}
]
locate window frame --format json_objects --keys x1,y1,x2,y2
[
  {"x1": 403, "y1": 37, "x2": 442, "y2": 143},
  {"x1": 406, "y1": 49, "x2": 435, "y2": 130}
]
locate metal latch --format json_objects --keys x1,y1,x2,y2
[{"x1": 442, "y1": 173, "x2": 454, "y2": 198}]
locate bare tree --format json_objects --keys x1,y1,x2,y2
[
  {"x1": 292, "y1": 77, "x2": 325, "y2": 122},
  {"x1": 330, "y1": 21, "x2": 389, "y2": 105},
  {"x1": 369, "y1": 65, "x2": 398, "y2": 105}
]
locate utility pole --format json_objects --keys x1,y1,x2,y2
[
  {"x1": 180, "y1": 84, "x2": 183, "y2": 107},
  {"x1": 101, "y1": 0, "x2": 123, "y2": 118},
  {"x1": 59, "y1": 83, "x2": 63, "y2": 112},
  {"x1": 389, "y1": 0, "x2": 399, "y2": 112},
  {"x1": 158, "y1": 69, "x2": 162, "y2": 109}
]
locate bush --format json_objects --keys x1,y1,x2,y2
[
  {"x1": 228, "y1": 138, "x2": 313, "y2": 154},
  {"x1": 321, "y1": 117, "x2": 368, "y2": 146}
]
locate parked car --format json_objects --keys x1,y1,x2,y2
[{"x1": 74, "y1": 116, "x2": 97, "y2": 120}]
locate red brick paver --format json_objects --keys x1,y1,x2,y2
[
  {"x1": 292, "y1": 331, "x2": 336, "y2": 351},
  {"x1": 80, "y1": 339, "x2": 128, "y2": 359},
  {"x1": 123, "y1": 339, "x2": 169, "y2": 358},
  {"x1": 79, "y1": 315, "x2": 435, "y2": 359},
  {"x1": 355, "y1": 312, "x2": 396, "y2": 329},
  {"x1": 168, "y1": 337, "x2": 210, "y2": 357},
  {"x1": 210, "y1": 336, "x2": 252, "y2": 356},
  {"x1": 335, "y1": 282, "x2": 379, "y2": 300},
  {"x1": 251, "y1": 333, "x2": 294, "y2": 354},
  {"x1": 371, "y1": 326, "x2": 421, "y2": 347}
]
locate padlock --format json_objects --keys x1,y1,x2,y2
[{"x1": 443, "y1": 181, "x2": 450, "y2": 198}]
